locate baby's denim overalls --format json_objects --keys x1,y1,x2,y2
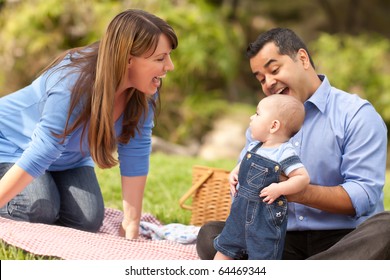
[{"x1": 214, "y1": 142, "x2": 301, "y2": 259}]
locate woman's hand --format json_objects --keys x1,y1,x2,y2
[
  {"x1": 120, "y1": 175, "x2": 147, "y2": 240},
  {"x1": 120, "y1": 219, "x2": 140, "y2": 239}
]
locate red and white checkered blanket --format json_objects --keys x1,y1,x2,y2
[{"x1": 0, "y1": 208, "x2": 199, "y2": 260}]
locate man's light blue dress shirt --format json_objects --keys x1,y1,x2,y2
[{"x1": 241, "y1": 75, "x2": 387, "y2": 230}]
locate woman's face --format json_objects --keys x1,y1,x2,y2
[{"x1": 126, "y1": 34, "x2": 174, "y2": 94}]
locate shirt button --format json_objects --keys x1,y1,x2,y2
[
  {"x1": 299, "y1": 216, "x2": 304, "y2": 221},
  {"x1": 294, "y1": 141, "x2": 300, "y2": 147}
]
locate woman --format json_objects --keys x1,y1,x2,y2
[{"x1": 0, "y1": 9, "x2": 178, "y2": 239}]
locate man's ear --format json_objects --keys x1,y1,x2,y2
[
  {"x1": 297, "y1": 48, "x2": 310, "y2": 69},
  {"x1": 270, "y1": 120, "x2": 280, "y2": 133}
]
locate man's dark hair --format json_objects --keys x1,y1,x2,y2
[{"x1": 246, "y1": 27, "x2": 315, "y2": 69}]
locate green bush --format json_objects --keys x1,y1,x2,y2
[
  {"x1": 0, "y1": 0, "x2": 245, "y2": 144},
  {"x1": 0, "y1": 0, "x2": 124, "y2": 92},
  {"x1": 310, "y1": 33, "x2": 390, "y2": 123}
]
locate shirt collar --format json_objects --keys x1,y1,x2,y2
[{"x1": 305, "y1": 74, "x2": 331, "y2": 113}]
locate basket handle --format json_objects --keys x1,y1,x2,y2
[{"x1": 179, "y1": 169, "x2": 214, "y2": 210}]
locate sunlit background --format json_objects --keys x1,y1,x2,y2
[{"x1": 0, "y1": 0, "x2": 389, "y2": 158}]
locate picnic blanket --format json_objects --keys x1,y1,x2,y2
[{"x1": 0, "y1": 208, "x2": 200, "y2": 260}]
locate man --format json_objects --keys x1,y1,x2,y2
[{"x1": 196, "y1": 28, "x2": 390, "y2": 260}]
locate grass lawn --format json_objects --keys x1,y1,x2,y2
[
  {"x1": 97, "y1": 152, "x2": 237, "y2": 224},
  {"x1": 1, "y1": 152, "x2": 389, "y2": 259},
  {"x1": 0, "y1": 153, "x2": 237, "y2": 260}
]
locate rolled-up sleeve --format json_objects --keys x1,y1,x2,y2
[{"x1": 341, "y1": 103, "x2": 387, "y2": 217}]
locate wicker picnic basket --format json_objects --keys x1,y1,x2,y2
[{"x1": 179, "y1": 165, "x2": 232, "y2": 226}]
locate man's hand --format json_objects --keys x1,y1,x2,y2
[
  {"x1": 285, "y1": 187, "x2": 307, "y2": 203},
  {"x1": 279, "y1": 171, "x2": 308, "y2": 203},
  {"x1": 229, "y1": 167, "x2": 239, "y2": 197},
  {"x1": 279, "y1": 172, "x2": 288, "y2": 182}
]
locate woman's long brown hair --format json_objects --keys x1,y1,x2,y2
[{"x1": 42, "y1": 9, "x2": 178, "y2": 168}]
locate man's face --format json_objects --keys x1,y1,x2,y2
[{"x1": 249, "y1": 42, "x2": 309, "y2": 103}]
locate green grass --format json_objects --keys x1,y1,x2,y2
[
  {"x1": 1, "y1": 152, "x2": 389, "y2": 260},
  {"x1": 97, "y1": 152, "x2": 237, "y2": 224},
  {"x1": 0, "y1": 153, "x2": 237, "y2": 260}
]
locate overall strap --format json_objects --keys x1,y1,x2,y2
[{"x1": 249, "y1": 142, "x2": 263, "y2": 153}]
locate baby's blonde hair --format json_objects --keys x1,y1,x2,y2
[{"x1": 263, "y1": 94, "x2": 305, "y2": 137}]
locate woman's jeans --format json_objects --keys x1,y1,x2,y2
[{"x1": 0, "y1": 163, "x2": 104, "y2": 232}]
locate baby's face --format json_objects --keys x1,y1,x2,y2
[{"x1": 249, "y1": 99, "x2": 276, "y2": 141}]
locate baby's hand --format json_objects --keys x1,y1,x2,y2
[{"x1": 259, "y1": 183, "x2": 280, "y2": 204}]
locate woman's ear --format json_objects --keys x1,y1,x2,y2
[{"x1": 127, "y1": 56, "x2": 133, "y2": 67}]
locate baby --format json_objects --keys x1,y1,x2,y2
[{"x1": 214, "y1": 94, "x2": 310, "y2": 260}]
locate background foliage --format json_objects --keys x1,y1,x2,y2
[
  {"x1": 0, "y1": 0, "x2": 389, "y2": 144},
  {"x1": 310, "y1": 34, "x2": 390, "y2": 120},
  {"x1": 0, "y1": 0, "x2": 389, "y2": 260}
]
